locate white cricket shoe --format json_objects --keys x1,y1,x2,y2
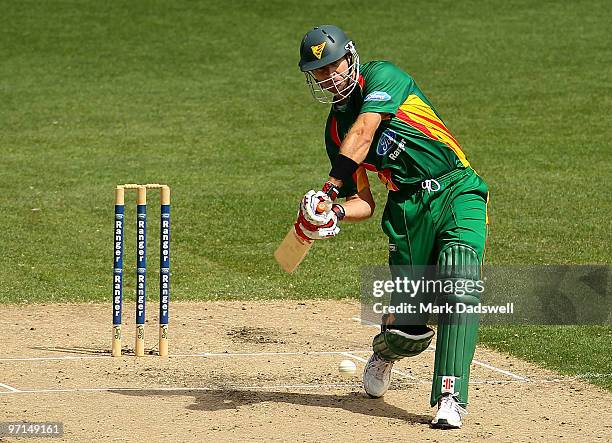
[
  {"x1": 363, "y1": 353, "x2": 394, "y2": 398},
  {"x1": 431, "y1": 394, "x2": 467, "y2": 429}
]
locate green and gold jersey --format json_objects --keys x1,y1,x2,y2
[{"x1": 325, "y1": 61, "x2": 470, "y2": 197}]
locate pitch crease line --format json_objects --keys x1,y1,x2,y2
[
  {"x1": 0, "y1": 349, "x2": 371, "y2": 363},
  {"x1": 175, "y1": 350, "x2": 371, "y2": 358},
  {"x1": 0, "y1": 382, "x2": 21, "y2": 392},
  {"x1": 471, "y1": 360, "x2": 529, "y2": 381}
]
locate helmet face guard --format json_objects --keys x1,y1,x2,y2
[{"x1": 304, "y1": 42, "x2": 360, "y2": 104}]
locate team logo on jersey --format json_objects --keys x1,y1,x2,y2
[
  {"x1": 311, "y1": 42, "x2": 326, "y2": 59},
  {"x1": 376, "y1": 129, "x2": 397, "y2": 156},
  {"x1": 365, "y1": 91, "x2": 392, "y2": 102}
]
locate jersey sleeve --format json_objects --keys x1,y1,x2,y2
[
  {"x1": 325, "y1": 113, "x2": 358, "y2": 198},
  {"x1": 360, "y1": 61, "x2": 413, "y2": 116}
]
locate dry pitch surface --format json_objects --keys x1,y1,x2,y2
[{"x1": 1, "y1": 301, "x2": 610, "y2": 442}]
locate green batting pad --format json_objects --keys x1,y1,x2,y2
[
  {"x1": 430, "y1": 244, "x2": 481, "y2": 407},
  {"x1": 373, "y1": 327, "x2": 434, "y2": 361}
]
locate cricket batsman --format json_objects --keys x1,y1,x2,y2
[{"x1": 294, "y1": 25, "x2": 489, "y2": 429}]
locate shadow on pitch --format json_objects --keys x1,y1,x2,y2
[
  {"x1": 30, "y1": 346, "x2": 161, "y2": 356},
  {"x1": 112, "y1": 388, "x2": 431, "y2": 423},
  {"x1": 31, "y1": 346, "x2": 110, "y2": 355}
]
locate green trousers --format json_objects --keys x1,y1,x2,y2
[{"x1": 381, "y1": 167, "x2": 489, "y2": 406}]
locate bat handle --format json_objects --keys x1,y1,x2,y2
[{"x1": 315, "y1": 201, "x2": 332, "y2": 214}]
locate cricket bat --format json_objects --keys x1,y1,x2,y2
[{"x1": 274, "y1": 201, "x2": 330, "y2": 273}]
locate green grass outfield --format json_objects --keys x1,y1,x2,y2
[{"x1": 1, "y1": 1, "x2": 610, "y2": 388}]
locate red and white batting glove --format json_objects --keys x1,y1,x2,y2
[
  {"x1": 295, "y1": 188, "x2": 345, "y2": 241},
  {"x1": 295, "y1": 212, "x2": 339, "y2": 240},
  {"x1": 299, "y1": 190, "x2": 333, "y2": 226}
]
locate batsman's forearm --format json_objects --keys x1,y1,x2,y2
[
  {"x1": 340, "y1": 189, "x2": 376, "y2": 222},
  {"x1": 327, "y1": 135, "x2": 370, "y2": 188},
  {"x1": 330, "y1": 134, "x2": 372, "y2": 185},
  {"x1": 340, "y1": 112, "x2": 380, "y2": 164},
  {"x1": 342, "y1": 198, "x2": 374, "y2": 222},
  {"x1": 328, "y1": 112, "x2": 381, "y2": 187},
  {"x1": 339, "y1": 130, "x2": 372, "y2": 164}
]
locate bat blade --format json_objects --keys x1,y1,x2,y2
[{"x1": 274, "y1": 226, "x2": 313, "y2": 273}]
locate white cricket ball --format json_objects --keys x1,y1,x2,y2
[{"x1": 338, "y1": 359, "x2": 357, "y2": 376}]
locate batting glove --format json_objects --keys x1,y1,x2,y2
[
  {"x1": 295, "y1": 202, "x2": 345, "y2": 241},
  {"x1": 300, "y1": 190, "x2": 335, "y2": 226}
]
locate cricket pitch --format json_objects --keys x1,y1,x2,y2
[{"x1": 0, "y1": 301, "x2": 610, "y2": 442}]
